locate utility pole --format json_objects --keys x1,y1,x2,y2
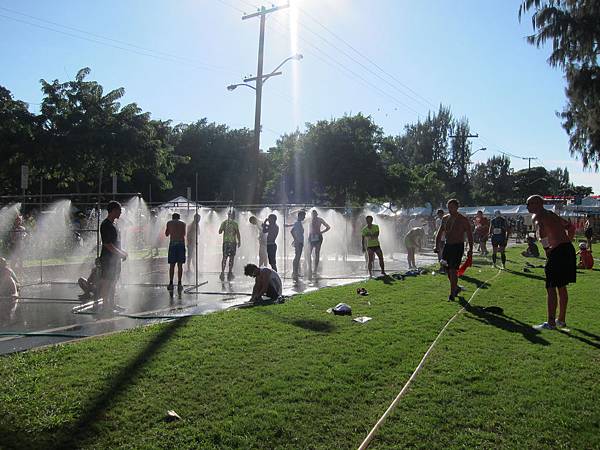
[
  {"x1": 523, "y1": 157, "x2": 538, "y2": 171},
  {"x1": 242, "y1": 3, "x2": 289, "y2": 201}
]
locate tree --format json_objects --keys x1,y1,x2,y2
[
  {"x1": 0, "y1": 86, "x2": 37, "y2": 194},
  {"x1": 37, "y1": 68, "x2": 177, "y2": 192},
  {"x1": 448, "y1": 117, "x2": 473, "y2": 203},
  {"x1": 470, "y1": 155, "x2": 514, "y2": 205},
  {"x1": 519, "y1": 0, "x2": 600, "y2": 168}
]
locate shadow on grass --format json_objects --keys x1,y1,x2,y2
[
  {"x1": 458, "y1": 298, "x2": 550, "y2": 346},
  {"x1": 504, "y1": 268, "x2": 546, "y2": 282},
  {"x1": 257, "y1": 309, "x2": 337, "y2": 334},
  {"x1": 48, "y1": 317, "x2": 191, "y2": 450},
  {"x1": 459, "y1": 274, "x2": 490, "y2": 289},
  {"x1": 572, "y1": 327, "x2": 600, "y2": 341},
  {"x1": 558, "y1": 328, "x2": 600, "y2": 350}
]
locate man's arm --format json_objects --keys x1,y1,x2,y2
[
  {"x1": 218, "y1": 222, "x2": 224, "y2": 234},
  {"x1": 321, "y1": 219, "x2": 331, "y2": 233},
  {"x1": 165, "y1": 222, "x2": 170, "y2": 237},
  {"x1": 561, "y1": 217, "x2": 576, "y2": 240},
  {"x1": 251, "y1": 271, "x2": 269, "y2": 301},
  {"x1": 236, "y1": 226, "x2": 241, "y2": 247},
  {"x1": 104, "y1": 243, "x2": 128, "y2": 259}
]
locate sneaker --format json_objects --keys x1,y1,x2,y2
[
  {"x1": 219, "y1": 272, "x2": 225, "y2": 281},
  {"x1": 533, "y1": 321, "x2": 556, "y2": 330},
  {"x1": 555, "y1": 320, "x2": 567, "y2": 329},
  {"x1": 448, "y1": 294, "x2": 455, "y2": 302},
  {"x1": 167, "y1": 283, "x2": 174, "y2": 291},
  {"x1": 227, "y1": 272, "x2": 235, "y2": 281}
]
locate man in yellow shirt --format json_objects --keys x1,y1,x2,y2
[
  {"x1": 361, "y1": 215, "x2": 386, "y2": 278},
  {"x1": 218, "y1": 210, "x2": 241, "y2": 281}
]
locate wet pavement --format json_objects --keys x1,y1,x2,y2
[{"x1": 0, "y1": 251, "x2": 439, "y2": 354}]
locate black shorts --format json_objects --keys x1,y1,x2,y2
[
  {"x1": 585, "y1": 228, "x2": 593, "y2": 239},
  {"x1": 309, "y1": 234, "x2": 323, "y2": 248},
  {"x1": 367, "y1": 246, "x2": 382, "y2": 254},
  {"x1": 545, "y1": 242, "x2": 576, "y2": 289},
  {"x1": 223, "y1": 242, "x2": 237, "y2": 258},
  {"x1": 100, "y1": 255, "x2": 121, "y2": 281},
  {"x1": 491, "y1": 235, "x2": 507, "y2": 248},
  {"x1": 442, "y1": 243, "x2": 464, "y2": 270}
]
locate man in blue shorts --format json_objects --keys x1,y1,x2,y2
[{"x1": 165, "y1": 212, "x2": 186, "y2": 293}]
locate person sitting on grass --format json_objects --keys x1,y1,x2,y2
[
  {"x1": 577, "y1": 242, "x2": 594, "y2": 269},
  {"x1": 521, "y1": 234, "x2": 540, "y2": 258},
  {"x1": 244, "y1": 263, "x2": 282, "y2": 303}
]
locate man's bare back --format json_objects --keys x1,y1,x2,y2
[{"x1": 166, "y1": 219, "x2": 186, "y2": 242}]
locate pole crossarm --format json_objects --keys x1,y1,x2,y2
[
  {"x1": 242, "y1": 3, "x2": 289, "y2": 20},
  {"x1": 243, "y1": 71, "x2": 282, "y2": 83}
]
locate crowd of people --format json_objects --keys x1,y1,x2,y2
[{"x1": 0, "y1": 197, "x2": 594, "y2": 329}]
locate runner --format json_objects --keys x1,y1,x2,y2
[
  {"x1": 489, "y1": 210, "x2": 509, "y2": 269},
  {"x1": 361, "y1": 215, "x2": 386, "y2": 278},
  {"x1": 527, "y1": 195, "x2": 576, "y2": 330},
  {"x1": 218, "y1": 210, "x2": 241, "y2": 281},
  {"x1": 249, "y1": 216, "x2": 268, "y2": 267},
  {"x1": 290, "y1": 210, "x2": 306, "y2": 279},
  {"x1": 165, "y1": 213, "x2": 186, "y2": 293},
  {"x1": 474, "y1": 210, "x2": 490, "y2": 256},
  {"x1": 244, "y1": 263, "x2": 282, "y2": 303},
  {"x1": 434, "y1": 199, "x2": 473, "y2": 301},
  {"x1": 186, "y1": 213, "x2": 201, "y2": 275},
  {"x1": 98, "y1": 201, "x2": 128, "y2": 312},
  {"x1": 266, "y1": 214, "x2": 279, "y2": 272},
  {"x1": 404, "y1": 227, "x2": 425, "y2": 270},
  {"x1": 307, "y1": 210, "x2": 331, "y2": 279}
]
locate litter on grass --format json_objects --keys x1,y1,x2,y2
[
  {"x1": 356, "y1": 288, "x2": 369, "y2": 296},
  {"x1": 165, "y1": 410, "x2": 182, "y2": 422},
  {"x1": 353, "y1": 316, "x2": 372, "y2": 324},
  {"x1": 327, "y1": 303, "x2": 352, "y2": 316}
]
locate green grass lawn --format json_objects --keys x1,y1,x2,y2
[{"x1": 1, "y1": 248, "x2": 598, "y2": 449}]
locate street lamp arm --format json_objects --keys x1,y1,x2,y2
[
  {"x1": 227, "y1": 83, "x2": 256, "y2": 91},
  {"x1": 263, "y1": 54, "x2": 303, "y2": 85}
]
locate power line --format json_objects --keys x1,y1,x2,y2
[{"x1": 0, "y1": 8, "x2": 239, "y2": 74}]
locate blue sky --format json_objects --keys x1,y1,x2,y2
[{"x1": 1, "y1": 0, "x2": 597, "y2": 193}]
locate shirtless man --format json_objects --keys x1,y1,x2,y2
[
  {"x1": 527, "y1": 195, "x2": 576, "y2": 330},
  {"x1": 265, "y1": 214, "x2": 279, "y2": 272},
  {"x1": 244, "y1": 263, "x2": 282, "y2": 303},
  {"x1": 435, "y1": 199, "x2": 474, "y2": 301},
  {"x1": 165, "y1": 213, "x2": 186, "y2": 292},
  {"x1": 186, "y1": 213, "x2": 200, "y2": 274},
  {"x1": 249, "y1": 216, "x2": 268, "y2": 267},
  {"x1": 404, "y1": 227, "x2": 425, "y2": 270},
  {"x1": 307, "y1": 210, "x2": 331, "y2": 278}
]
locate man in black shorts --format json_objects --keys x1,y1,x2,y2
[
  {"x1": 99, "y1": 201, "x2": 128, "y2": 312},
  {"x1": 528, "y1": 195, "x2": 576, "y2": 330},
  {"x1": 435, "y1": 199, "x2": 473, "y2": 301},
  {"x1": 489, "y1": 210, "x2": 509, "y2": 269}
]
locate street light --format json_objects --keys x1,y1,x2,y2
[
  {"x1": 227, "y1": 83, "x2": 256, "y2": 91},
  {"x1": 472, "y1": 147, "x2": 487, "y2": 156}
]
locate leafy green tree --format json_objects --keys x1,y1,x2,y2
[
  {"x1": 448, "y1": 117, "x2": 473, "y2": 203},
  {"x1": 470, "y1": 155, "x2": 514, "y2": 205},
  {"x1": 167, "y1": 119, "x2": 255, "y2": 202},
  {"x1": 519, "y1": 0, "x2": 600, "y2": 168},
  {"x1": 0, "y1": 86, "x2": 37, "y2": 194},
  {"x1": 37, "y1": 68, "x2": 177, "y2": 193}
]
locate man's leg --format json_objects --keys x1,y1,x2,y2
[
  {"x1": 375, "y1": 248, "x2": 385, "y2": 274},
  {"x1": 177, "y1": 262, "x2": 183, "y2": 285},
  {"x1": 307, "y1": 246, "x2": 313, "y2": 278},
  {"x1": 314, "y1": 244, "x2": 321, "y2": 274},
  {"x1": 500, "y1": 247, "x2": 506, "y2": 267},
  {"x1": 220, "y1": 254, "x2": 227, "y2": 280},
  {"x1": 228, "y1": 255, "x2": 235, "y2": 275},
  {"x1": 293, "y1": 244, "x2": 302, "y2": 276},
  {"x1": 557, "y1": 286, "x2": 569, "y2": 323},
  {"x1": 267, "y1": 244, "x2": 277, "y2": 272},
  {"x1": 546, "y1": 287, "x2": 558, "y2": 326},
  {"x1": 448, "y1": 269, "x2": 458, "y2": 297},
  {"x1": 367, "y1": 248, "x2": 374, "y2": 277}
]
